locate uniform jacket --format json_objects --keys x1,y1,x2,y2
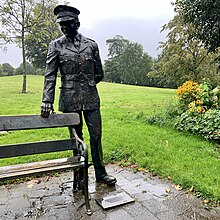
[{"x1": 42, "y1": 33, "x2": 104, "y2": 112}]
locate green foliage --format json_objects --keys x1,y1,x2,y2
[
  {"x1": 0, "y1": 0, "x2": 47, "y2": 46},
  {"x1": 176, "y1": 80, "x2": 220, "y2": 113},
  {"x1": 174, "y1": 0, "x2": 220, "y2": 52},
  {"x1": 198, "y1": 81, "x2": 220, "y2": 109},
  {"x1": 0, "y1": 64, "x2": 7, "y2": 77},
  {"x1": 145, "y1": 115, "x2": 165, "y2": 126},
  {"x1": 149, "y1": 80, "x2": 220, "y2": 142},
  {"x1": 25, "y1": 0, "x2": 60, "y2": 69},
  {"x1": 2, "y1": 63, "x2": 14, "y2": 76},
  {"x1": 174, "y1": 80, "x2": 220, "y2": 142},
  {"x1": 0, "y1": 71, "x2": 7, "y2": 77},
  {"x1": 106, "y1": 35, "x2": 129, "y2": 58},
  {"x1": 104, "y1": 35, "x2": 154, "y2": 86},
  {"x1": 153, "y1": 14, "x2": 220, "y2": 87},
  {"x1": 15, "y1": 62, "x2": 39, "y2": 75},
  {"x1": 0, "y1": 0, "x2": 55, "y2": 92},
  {"x1": 175, "y1": 110, "x2": 220, "y2": 142},
  {"x1": 104, "y1": 58, "x2": 122, "y2": 83},
  {"x1": 164, "y1": 100, "x2": 183, "y2": 119}
]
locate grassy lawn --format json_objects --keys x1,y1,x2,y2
[{"x1": 0, "y1": 75, "x2": 220, "y2": 202}]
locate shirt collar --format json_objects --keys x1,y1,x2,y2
[{"x1": 75, "y1": 33, "x2": 81, "y2": 41}]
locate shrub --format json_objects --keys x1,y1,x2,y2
[
  {"x1": 176, "y1": 80, "x2": 201, "y2": 112},
  {"x1": 176, "y1": 81, "x2": 219, "y2": 112},
  {"x1": 175, "y1": 109, "x2": 220, "y2": 142},
  {"x1": 145, "y1": 115, "x2": 165, "y2": 126},
  {"x1": 175, "y1": 80, "x2": 220, "y2": 142}
]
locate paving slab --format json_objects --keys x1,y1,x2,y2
[{"x1": 0, "y1": 164, "x2": 220, "y2": 220}]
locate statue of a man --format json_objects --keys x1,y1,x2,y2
[{"x1": 41, "y1": 5, "x2": 116, "y2": 185}]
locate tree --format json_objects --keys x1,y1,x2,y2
[
  {"x1": 104, "y1": 36, "x2": 153, "y2": 86},
  {"x1": 174, "y1": 0, "x2": 220, "y2": 52},
  {"x1": 118, "y1": 42, "x2": 153, "y2": 85},
  {"x1": 2, "y1": 63, "x2": 14, "y2": 76},
  {"x1": 151, "y1": 14, "x2": 220, "y2": 87},
  {"x1": 104, "y1": 35, "x2": 130, "y2": 83},
  {"x1": 106, "y1": 35, "x2": 129, "y2": 58},
  {"x1": 15, "y1": 62, "x2": 37, "y2": 75},
  {"x1": 0, "y1": 64, "x2": 5, "y2": 77},
  {"x1": 104, "y1": 58, "x2": 122, "y2": 83},
  {"x1": 25, "y1": 0, "x2": 60, "y2": 69},
  {"x1": 0, "y1": 0, "x2": 45, "y2": 93}
]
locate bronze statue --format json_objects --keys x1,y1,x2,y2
[{"x1": 41, "y1": 5, "x2": 116, "y2": 185}]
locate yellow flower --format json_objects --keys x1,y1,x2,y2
[
  {"x1": 196, "y1": 100, "x2": 203, "y2": 105},
  {"x1": 197, "y1": 106, "x2": 202, "y2": 113},
  {"x1": 188, "y1": 101, "x2": 196, "y2": 109}
]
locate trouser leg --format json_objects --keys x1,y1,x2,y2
[
  {"x1": 72, "y1": 110, "x2": 83, "y2": 140},
  {"x1": 83, "y1": 109, "x2": 107, "y2": 180}
]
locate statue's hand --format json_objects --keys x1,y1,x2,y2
[{"x1": 41, "y1": 102, "x2": 54, "y2": 118}]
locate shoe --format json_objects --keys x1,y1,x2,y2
[{"x1": 96, "y1": 175, "x2": 117, "y2": 185}]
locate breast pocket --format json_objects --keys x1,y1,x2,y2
[
  {"x1": 82, "y1": 53, "x2": 95, "y2": 73},
  {"x1": 59, "y1": 56, "x2": 76, "y2": 74}
]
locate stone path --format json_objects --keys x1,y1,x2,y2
[{"x1": 0, "y1": 164, "x2": 220, "y2": 220}]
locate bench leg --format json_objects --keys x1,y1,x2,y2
[
  {"x1": 73, "y1": 170, "x2": 78, "y2": 192},
  {"x1": 70, "y1": 127, "x2": 92, "y2": 215},
  {"x1": 73, "y1": 169, "x2": 84, "y2": 192},
  {"x1": 83, "y1": 144, "x2": 92, "y2": 215},
  {"x1": 72, "y1": 167, "x2": 92, "y2": 215},
  {"x1": 83, "y1": 165, "x2": 92, "y2": 215}
]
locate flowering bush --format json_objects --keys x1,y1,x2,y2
[
  {"x1": 175, "y1": 80, "x2": 201, "y2": 112},
  {"x1": 176, "y1": 81, "x2": 219, "y2": 113},
  {"x1": 175, "y1": 80, "x2": 220, "y2": 142}
]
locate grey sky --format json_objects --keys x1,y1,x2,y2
[{"x1": 0, "y1": 0, "x2": 175, "y2": 67}]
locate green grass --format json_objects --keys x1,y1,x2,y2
[{"x1": 0, "y1": 75, "x2": 220, "y2": 202}]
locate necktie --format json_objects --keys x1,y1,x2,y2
[{"x1": 74, "y1": 38, "x2": 80, "y2": 51}]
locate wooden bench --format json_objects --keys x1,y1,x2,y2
[{"x1": 0, "y1": 113, "x2": 92, "y2": 215}]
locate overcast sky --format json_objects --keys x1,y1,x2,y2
[{"x1": 0, "y1": 0, "x2": 175, "y2": 67}]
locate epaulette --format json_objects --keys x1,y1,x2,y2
[{"x1": 86, "y1": 37, "x2": 95, "y2": 42}]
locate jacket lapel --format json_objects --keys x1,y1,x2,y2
[
  {"x1": 60, "y1": 34, "x2": 88, "y2": 53},
  {"x1": 65, "y1": 42, "x2": 79, "y2": 53},
  {"x1": 60, "y1": 36, "x2": 79, "y2": 53},
  {"x1": 78, "y1": 34, "x2": 88, "y2": 53}
]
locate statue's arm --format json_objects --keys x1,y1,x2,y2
[
  {"x1": 93, "y1": 42, "x2": 104, "y2": 84},
  {"x1": 41, "y1": 41, "x2": 59, "y2": 117}
]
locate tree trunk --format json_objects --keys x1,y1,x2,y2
[
  {"x1": 22, "y1": 38, "x2": 27, "y2": 93},
  {"x1": 21, "y1": 1, "x2": 27, "y2": 94}
]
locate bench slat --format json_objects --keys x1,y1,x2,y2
[
  {"x1": 0, "y1": 113, "x2": 80, "y2": 131},
  {"x1": 0, "y1": 139, "x2": 76, "y2": 159},
  {"x1": 0, "y1": 158, "x2": 85, "y2": 181}
]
